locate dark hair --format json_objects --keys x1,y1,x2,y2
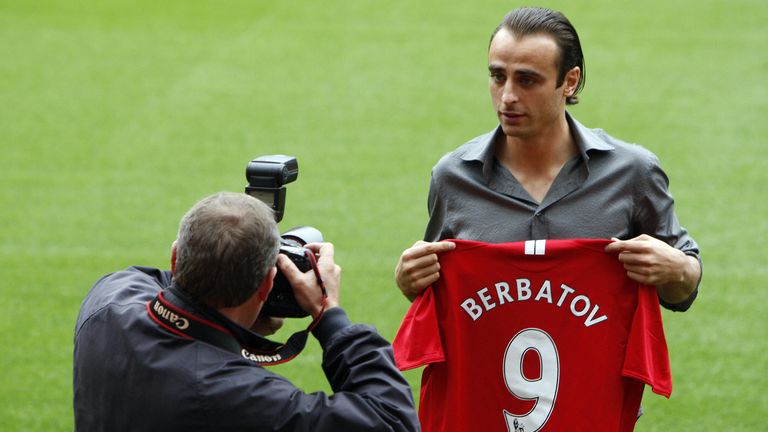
[
  {"x1": 173, "y1": 192, "x2": 280, "y2": 308},
  {"x1": 490, "y1": 7, "x2": 585, "y2": 105}
]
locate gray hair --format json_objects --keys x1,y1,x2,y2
[{"x1": 173, "y1": 192, "x2": 280, "y2": 308}]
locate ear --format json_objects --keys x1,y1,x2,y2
[
  {"x1": 170, "y1": 240, "x2": 178, "y2": 274},
  {"x1": 563, "y1": 66, "x2": 581, "y2": 97},
  {"x1": 257, "y1": 267, "x2": 278, "y2": 303}
]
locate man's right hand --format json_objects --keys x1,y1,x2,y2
[
  {"x1": 277, "y1": 242, "x2": 341, "y2": 319},
  {"x1": 395, "y1": 240, "x2": 456, "y2": 301}
]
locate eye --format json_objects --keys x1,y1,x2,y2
[
  {"x1": 490, "y1": 71, "x2": 505, "y2": 84},
  {"x1": 518, "y1": 76, "x2": 536, "y2": 87}
]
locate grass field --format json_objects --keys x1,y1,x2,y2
[{"x1": 1, "y1": 0, "x2": 766, "y2": 430}]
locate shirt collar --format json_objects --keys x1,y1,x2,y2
[
  {"x1": 460, "y1": 111, "x2": 615, "y2": 180},
  {"x1": 566, "y1": 111, "x2": 615, "y2": 158}
]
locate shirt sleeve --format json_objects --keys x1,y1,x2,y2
[
  {"x1": 392, "y1": 286, "x2": 446, "y2": 370},
  {"x1": 424, "y1": 173, "x2": 442, "y2": 242},
  {"x1": 621, "y1": 284, "x2": 673, "y2": 398},
  {"x1": 635, "y1": 152, "x2": 702, "y2": 312}
]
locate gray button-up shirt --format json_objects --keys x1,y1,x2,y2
[{"x1": 425, "y1": 113, "x2": 700, "y2": 310}]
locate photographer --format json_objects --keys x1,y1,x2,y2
[{"x1": 73, "y1": 192, "x2": 420, "y2": 431}]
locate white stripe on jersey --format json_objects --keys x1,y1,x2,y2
[{"x1": 524, "y1": 240, "x2": 547, "y2": 255}]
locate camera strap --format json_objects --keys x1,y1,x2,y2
[{"x1": 147, "y1": 280, "x2": 325, "y2": 366}]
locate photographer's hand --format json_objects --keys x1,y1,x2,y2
[
  {"x1": 250, "y1": 316, "x2": 284, "y2": 336},
  {"x1": 277, "y1": 242, "x2": 341, "y2": 319}
]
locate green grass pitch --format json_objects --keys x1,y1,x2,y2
[{"x1": 1, "y1": 0, "x2": 766, "y2": 430}]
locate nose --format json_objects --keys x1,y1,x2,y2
[{"x1": 501, "y1": 81, "x2": 518, "y2": 105}]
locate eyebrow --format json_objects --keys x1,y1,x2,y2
[
  {"x1": 487, "y1": 64, "x2": 546, "y2": 79},
  {"x1": 488, "y1": 65, "x2": 504, "y2": 73},
  {"x1": 514, "y1": 68, "x2": 545, "y2": 80}
]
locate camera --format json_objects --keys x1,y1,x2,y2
[{"x1": 245, "y1": 155, "x2": 323, "y2": 318}]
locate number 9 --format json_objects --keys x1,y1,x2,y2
[{"x1": 502, "y1": 328, "x2": 560, "y2": 431}]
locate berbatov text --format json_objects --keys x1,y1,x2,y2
[{"x1": 459, "y1": 278, "x2": 609, "y2": 327}]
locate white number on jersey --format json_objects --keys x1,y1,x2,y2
[{"x1": 502, "y1": 328, "x2": 560, "y2": 432}]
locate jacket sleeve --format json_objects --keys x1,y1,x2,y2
[
  {"x1": 222, "y1": 308, "x2": 420, "y2": 431},
  {"x1": 311, "y1": 307, "x2": 421, "y2": 431}
]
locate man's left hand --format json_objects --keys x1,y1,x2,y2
[{"x1": 605, "y1": 234, "x2": 700, "y2": 304}]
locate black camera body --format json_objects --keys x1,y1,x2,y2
[{"x1": 245, "y1": 155, "x2": 322, "y2": 318}]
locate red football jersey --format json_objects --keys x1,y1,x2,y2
[{"x1": 393, "y1": 239, "x2": 671, "y2": 432}]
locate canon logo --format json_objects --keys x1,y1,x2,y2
[
  {"x1": 242, "y1": 349, "x2": 282, "y2": 363},
  {"x1": 153, "y1": 301, "x2": 190, "y2": 330}
]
